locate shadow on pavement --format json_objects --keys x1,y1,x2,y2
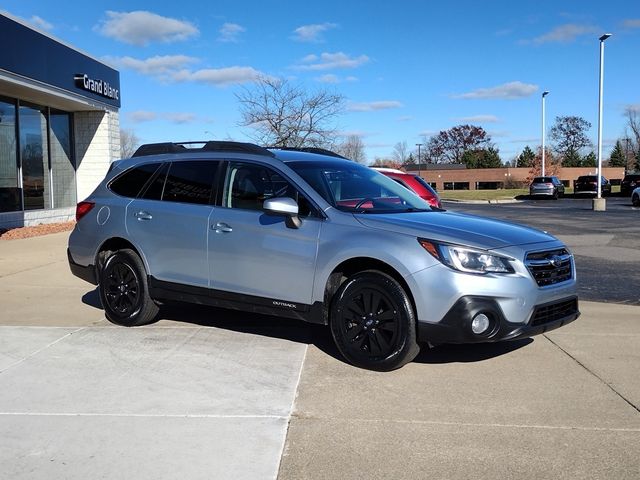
[
  {"x1": 81, "y1": 288, "x2": 534, "y2": 367},
  {"x1": 414, "y1": 338, "x2": 533, "y2": 364}
]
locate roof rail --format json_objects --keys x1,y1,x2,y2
[
  {"x1": 131, "y1": 141, "x2": 275, "y2": 158},
  {"x1": 268, "y1": 146, "x2": 347, "y2": 159}
]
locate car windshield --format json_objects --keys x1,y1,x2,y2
[{"x1": 288, "y1": 160, "x2": 432, "y2": 213}]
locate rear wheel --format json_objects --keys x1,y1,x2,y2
[
  {"x1": 330, "y1": 271, "x2": 419, "y2": 371},
  {"x1": 633, "y1": 193, "x2": 640, "y2": 207},
  {"x1": 99, "y1": 249, "x2": 159, "y2": 327}
]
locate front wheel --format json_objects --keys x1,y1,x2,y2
[
  {"x1": 330, "y1": 271, "x2": 420, "y2": 371},
  {"x1": 99, "y1": 249, "x2": 159, "y2": 327},
  {"x1": 633, "y1": 194, "x2": 640, "y2": 207}
]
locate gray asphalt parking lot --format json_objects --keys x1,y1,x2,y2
[{"x1": 1, "y1": 200, "x2": 639, "y2": 479}]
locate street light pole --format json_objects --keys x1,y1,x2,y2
[
  {"x1": 594, "y1": 33, "x2": 611, "y2": 211},
  {"x1": 416, "y1": 143, "x2": 423, "y2": 176},
  {"x1": 541, "y1": 91, "x2": 549, "y2": 177}
]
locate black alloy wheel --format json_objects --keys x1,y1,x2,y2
[
  {"x1": 99, "y1": 249, "x2": 159, "y2": 327},
  {"x1": 633, "y1": 194, "x2": 640, "y2": 207},
  {"x1": 330, "y1": 271, "x2": 419, "y2": 371}
]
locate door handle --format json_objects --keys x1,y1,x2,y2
[
  {"x1": 135, "y1": 211, "x2": 153, "y2": 221},
  {"x1": 212, "y1": 222, "x2": 233, "y2": 233}
]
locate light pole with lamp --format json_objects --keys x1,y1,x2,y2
[
  {"x1": 541, "y1": 91, "x2": 549, "y2": 177},
  {"x1": 594, "y1": 33, "x2": 612, "y2": 211},
  {"x1": 415, "y1": 143, "x2": 423, "y2": 176}
]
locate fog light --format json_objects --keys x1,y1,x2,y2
[{"x1": 471, "y1": 313, "x2": 491, "y2": 334}]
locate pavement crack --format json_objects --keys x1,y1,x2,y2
[
  {"x1": 544, "y1": 334, "x2": 640, "y2": 415},
  {"x1": 0, "y1": 327, "x2": 86, "y2": 375},
  {"x1": 0, "y1": 260, "x2": 63, "y2": 279}
]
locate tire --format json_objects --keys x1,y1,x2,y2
[
  {"x1": 552, "y1": 191, "x2": 558, "y2": 200},
  {"x1": 99, "y1": 249, "x2": 159, "y2": 327},
  {"x1": 329, "y1": 271, "x2": 420, "y2": 371},
  {"x1": 633, "y1": 194, "x2": 640, "y2": 207}
]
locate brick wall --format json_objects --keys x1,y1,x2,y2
[
  {"x1": 415, "y1": 167, "x2": 626, "y2": 190},
  {"x1": 74, "y1": 109, "x2": 120, "y2": 201}
]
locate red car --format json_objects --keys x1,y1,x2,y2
[{"x1": 373, "y1": 168, "x2": 442, "y2": 208}]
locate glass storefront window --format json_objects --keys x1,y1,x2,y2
[
  {"x1": 50, "y1": 111, "x2": 76, "y2": 208},
  {"x1": 20, "y1": 104, "x2": 51, "y2": 211},
  {"x1": 0, "y1": 98, "x2": 20, "y2": 212}
]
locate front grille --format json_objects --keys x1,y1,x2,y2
[
  {"x1": 531, "y1": 298, "x2": 578, "y2": 326},
  {"x1": 525, "y1": 248, "x2": 573, "y2": 287}
]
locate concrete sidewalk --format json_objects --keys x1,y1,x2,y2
[{"x1": 0, "y1": 232, "x2": 639, "y2": 479}]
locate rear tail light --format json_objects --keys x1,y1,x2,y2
[{"x1": 76, "y1": 201, "x2": 95, "y2": 222}]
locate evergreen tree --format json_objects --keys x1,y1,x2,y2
[
  {"x1": 461, "y1": 147, "x2": 502, "y2": 168},
  {"x1": 563, "y1": 147, "x2": 583, "y2": 167},
  {"x1": 608, "y1": 140, "x2": 627, "y2": 167},
  {"x1": 517, "y1": 146, "x2": 536, "y2": 167},
  {"x1": 582, "y1": 152, "x2": 597, "y2": 167}
]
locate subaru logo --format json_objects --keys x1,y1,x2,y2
[{"x1": 549, "y1": 255, "x2": 563, "y2": 267}]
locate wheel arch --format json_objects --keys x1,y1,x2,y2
[
  {"x1": 320, "y1": 256, "x2": 417, "y2": 325},
  {"x1": 95, "y1": 237, "x2": 144, "y2": 272}
]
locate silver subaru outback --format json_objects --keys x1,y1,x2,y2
[{"x1": 68, "y1": 141, "x2": 579, "y2": 371}]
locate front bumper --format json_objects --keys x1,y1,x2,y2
[
  {"x1": 417, "y1": 295, "x2": 579, "y2": 344},
  {"x1": 67, "y1": 248, "x2": 98, "y2": 285}
]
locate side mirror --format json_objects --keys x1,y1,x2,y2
[{"x1": 263, "y1": 197, "x2": 301, "y2": 228}]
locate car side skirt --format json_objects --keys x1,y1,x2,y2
[{"x1": 148, "y1": 276, "x2": 325, "y2": 324}]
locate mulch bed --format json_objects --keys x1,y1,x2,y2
[{"x1": 0, "y1": 222, "x2": 75, "y2": 240}]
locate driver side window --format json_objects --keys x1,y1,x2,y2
[{"x1": 222, "y1": 162, "x2": 313, "y2": 216}]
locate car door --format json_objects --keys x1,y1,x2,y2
[
  {"x1": 208, "y1": 160, "x2": 322, "y2": 305},
  {"x1": 126, "y1": 160, "x2": 219, "y2": 287}
]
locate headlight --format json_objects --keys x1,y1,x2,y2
[{"x1": 418, "y1": 238, "x2": 514, "y2": 274}]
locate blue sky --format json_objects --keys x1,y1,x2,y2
[{"x1": 4, "y1": 0, "x2": 640, "y2": 162}]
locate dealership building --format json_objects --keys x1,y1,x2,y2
[{"x1": 0, "y1": 13, "x2": 120, "y2": 229}]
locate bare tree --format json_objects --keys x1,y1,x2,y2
[
  {"x1": 624, "y1": 107, "x2": 640, "y2": 159},
  {"x1": 236, "y1": 77, "x2": 345, "y2": 148},
  {"x1": 120, "y1": 128, "x2": 140, "y2": 158},
  {"x1": 391, "y1": 141, "x2": 408, "y2": 164},
  {"x1": 426, "y1": 125, "x2": 492, "y2": 164},
  {"x1": 337, "y1": 135, "x2": 366, "y2": 163},
  {"x1": 549, "y1": 116, "x2": 592, "y2": 162}
]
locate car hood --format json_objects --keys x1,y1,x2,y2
[{"x1": 354, "y1": 210, "x2": 557, "y2": 250}]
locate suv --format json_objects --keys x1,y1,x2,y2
[
  {"x1": 529, "y1": 176, "x2": 565, "y2": 199},
  {"x1": 372, "y1": 168, "x2": 442, "y2": 208},
  {"x1": 68, "y1": 141, "x2": 579, "y2": 371},
  {"x1": 621, "y1": 173, "x2": 640, "y2": 196},
  {"x1": 574, "y1": 175, "x2": 611, "y2": 196}
]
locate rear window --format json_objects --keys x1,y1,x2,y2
[
  {"x1": 109, "y1": 163, "x2": 162, "y2": 198},
  {"x1": 532, "y1": 177, "x2": 554, "y2": 183},
  {"x1": 577, "y1": 176, "x2": 596, "y2": 182}
]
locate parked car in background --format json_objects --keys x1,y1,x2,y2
[
  {"x1": 574, "y1": 175, "x2": 611, "y2": 196},
  {"x1": 372, "y1": 168, "x2": 442, "y2": 208},
  {"x1": 529, "y1": 176, "x2": 565, "y2": 199},
  {"x1": 620, "y1": 173, "x2": 640, "y2": 196},
  {"x1": 632, "y1": 186, "x2": 640, "y2": 207},
  {"x1": 67, "y1": 141, "x2": 579, "y2": 371}
]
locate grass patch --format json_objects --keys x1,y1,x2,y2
[{"x1": 439, "y1": 189, "x2": 528, "y2": 201}]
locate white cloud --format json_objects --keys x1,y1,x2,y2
[
  {"x1": 1, "y1": 10, "x2": 54, "y2": 30},
  {"x1": 128, "y1": 111, "x2": 158, "y2": 123},
  {"x1": 218, "y1": 22, "x2": 245, "y2": 42},
  {"x1": 95, "y1": 11, "x2": 198, "y2": 46},
  {"x1": 345, "y1": 76, "x2": 358, "y2": 82},
  {"x1": 172, "y1": 66, "x2": 266, "y2": 86},
  {"x1": 106, "y1": 55, "x2": 198, "y2": 76},
  {"x1": 295, "y1": 52, "x2": 369, "y2": 71},
  {"x1": 531, "y1": 23, "x2": 600, "y2": 44},
  {"x1": 397, "y1": 116, "x2": 413, "y2": 122},
  {"x1": 316, "y1": 74, "x2": 340, "y2": 84},
  {"x1": 127, "y1": 110, "x2": 198, "y2": 124},
  {"x1": 164, "y1": 112, "x2": 197, "y2": 124},
  {"x1": 622, "y1": 19, "x2": 640, "y2": 29},
  {"x1": 30, "y1": 15, "x2": 53, "y2": 30},
  {"x1": 347, "y1": 101, "x2": 403, "y2": 112},
  {"x1": 453, "y1": 81, "x2": 538, "y2": 100},
  {"x1": 625, "y1": 104, "x2": 640, "y2": 113},
  {"x1": 292, "y1": 23, "x2": 337, "y2": 42},
  {"x1": 487, "y1": 130, "x2": 510, "y2": 138},
  {"x1": 456, "y1": 115, "x2": 500, "y2": 123}
]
